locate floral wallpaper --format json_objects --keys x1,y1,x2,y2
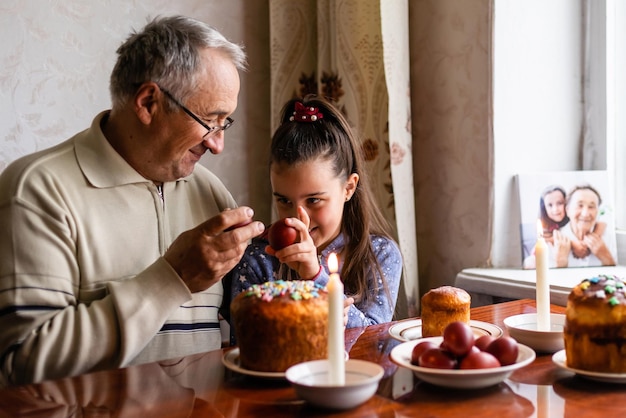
[{"x1": 0, "y1": 0, "x2": 273, "y2": 222}]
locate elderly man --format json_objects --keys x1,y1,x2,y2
[
  {"x1": 0, "y1": 16, "x2": 264, "y2": 385},
  {"x1": 552, "y1": 185, "x2": 616, "y2": 267}
]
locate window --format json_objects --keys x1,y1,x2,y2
[
  {"x1": 585, "y1": 0, "x2": 626, "y2": 232},
  {"x1": 609, "y1": 1, "x2": 626, "y2": 232}
]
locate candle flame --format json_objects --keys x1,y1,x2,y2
[
  {"x1": 328, "y1": 253, "x2": 338, "y2": 273},
  {"x1": 536, "y1": 219, "x2": 543, "y2": 238}
]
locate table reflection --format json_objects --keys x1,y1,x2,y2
[
  {"x1": 3, "y1": 361, "x2": 199, "y2": 418},
  {"x1": 552, "y1": 374, "x2": 626, "y2": 416}
]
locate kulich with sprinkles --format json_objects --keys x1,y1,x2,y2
[
  {"x1": 241, "y1": 280, "x2": 324, "y2": 302},
  {"x1": 230, "y1": 280, "x2": 329, "y2": 372},
  {"x1": 564, "y1": 274, "x2": 626, "y2": 373}
]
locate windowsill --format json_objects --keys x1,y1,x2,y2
[{"x1": 455, "y1": 265, "x2": 626, "y2": 307}]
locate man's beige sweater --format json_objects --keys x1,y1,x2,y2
[{"x1": 0, "y1": 111, "x2": 236, "y2": 385}]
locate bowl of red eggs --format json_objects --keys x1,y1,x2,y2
[{"x1": 390, "y1": 321, "x2": 535, "y2": 389}]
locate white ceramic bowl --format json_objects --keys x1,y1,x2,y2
[
  {"x1": 285, "y1": 359, "x2": 384, "y2": 410},
  {"x1": 389, "y1": 337, "x2": 536, "y2": 389},
  {"x1": 503, "y1": 313, "x2": 565, "y2": 353}
]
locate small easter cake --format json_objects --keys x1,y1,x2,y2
[
  {"x1": 230, "y1": 280, "x2": 329, "y2": 372},
  {"x1": 420, "y1": 286, "x2": 471, "y2": 337},
  {"x1": 564, "y1": 274, "x2": 626, "y2": 373}
]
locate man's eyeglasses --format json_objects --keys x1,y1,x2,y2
[{"x1": 158, "y1": 85, "x2": 234, "y2": 138}]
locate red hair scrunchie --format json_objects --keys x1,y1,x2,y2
[{"x1": 289, "y1": 102, "x2": 324, "y2": 122}]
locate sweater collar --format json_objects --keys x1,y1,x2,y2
[{"x1": 75, "y1": 111, "x2": 192, "y2": 189}]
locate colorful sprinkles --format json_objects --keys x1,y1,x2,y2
[
  {"x1": 578, "y1": 274, "x2": 626, "y2": 307},
  {"x1": 243, "y1": 280, "x2": 326, "y2": 302}
]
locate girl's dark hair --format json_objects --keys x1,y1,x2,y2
[{"x1": 270, "y1": 96, "x2": 394, "y2": 307}]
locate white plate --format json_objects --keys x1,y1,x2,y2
[
  {"x1": 552, "y1": 350, "x2": 626, "y2": 383},
  {"x1": 222, "y1": 348, "x2": 286, "y2": 379},
  {"x1": 388, "y1": 319, "x2": 503, "y2": 342},
  {"x1": 390, "y1": 337, "x2": 536, "y2": 389},
  {"x1": 222, "y1": 348, "x2": 349, "y2": 380},
  {"x1": 503, "y1": 313, "x2": 565, "y2": 353}
]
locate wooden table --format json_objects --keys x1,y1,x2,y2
[{"x1": 0, "y1": 299, "x2": 623, "y2": 417}]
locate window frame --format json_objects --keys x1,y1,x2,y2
[{"x1": 585, "y1": 0, "x2": 625, "y2": 231}]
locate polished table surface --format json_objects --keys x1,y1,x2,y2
[{"x1": 1, "y1": 299, "x2": 624, "y2": 417}]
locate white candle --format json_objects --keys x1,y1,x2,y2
[
  {"x1": 535, "y1": 220, "x2": 550, "y2": 331},
  {"x1": 327, "y1": 253, "x2": 345, "y2": 385},
  {"x1": 537, "y1": 385, "x2": 551, "y2": 418}
]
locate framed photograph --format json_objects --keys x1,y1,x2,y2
[{"x1": 517, "y1": 170, "x2": 618, "y2": 269}]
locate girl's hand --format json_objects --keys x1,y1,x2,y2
[
  {"x1": 343, "y1": 297, "x2": 354, "y2": 327},
  {"x1": 266, "y1": 206, "x2": 320, "y2": 279},
  {"x1": 552, "y1": 229, "x2": 571, "y2": 268}
]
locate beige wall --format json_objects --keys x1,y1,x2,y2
[{"x1": 410, "y1": 0, "x2": 493, "y2": 293}]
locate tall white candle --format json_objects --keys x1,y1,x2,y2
[
  {"x1": 537, "y1": 385, "x2": 551, "y2": 418},
  {"x1": 535, "y1": 220, "x2": 550, "y2": 331},
  {"x1": 327, "y1": 253, "x2": 345, "y2": 385}
]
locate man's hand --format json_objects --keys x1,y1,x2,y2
[
  {"x1": 583, "y1": 233, "x2": 616, "y2": 266},
  {"x1": 570, "y1": 238, "x2": 590, "y2": 259},
  {"x1": 164, "y1": 206, "x2": 264, "y2": 293}
]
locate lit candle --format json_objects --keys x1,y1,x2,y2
[
  {"x1": 535, "y1": 219, "x2": 550, "y2": 331},
  {"x1": 327, "y1": 253, "x2": 345, "y2": 385}
]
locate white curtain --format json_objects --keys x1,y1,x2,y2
[{"x1": 269, "y1": 0, "x2": 419, "y2": 317}]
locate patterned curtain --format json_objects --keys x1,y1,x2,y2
[{"x1": 269, "y1": 0, "x2": 419, "y2": 317}]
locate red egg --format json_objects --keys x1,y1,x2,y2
[
  {"x1": 411, "y1": 341, "x2": 439, "y2": 365},
  {"x1": 459, "y1": 351, "x2": 501, "y2": 369},
  {"x1": 442, "y1": 321, "x2": 475, "y2": 357},
  {"x1": 418, "y1": 348, "x2": 457, "y2": 369},
  {"x1": 485, "y1": 336, "x2": 519, "y2": 366},
  {"x1": 475, "y1": 335, "x2": 496, "y2": 351},
  {"x1": 267, "y1": 219, "x2": 297, "y2": 250},
  {"x1": 467, "y1": 345, "x2": 481, "y2": 355}
]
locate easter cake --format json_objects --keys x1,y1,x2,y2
[
  {"x1": 564, "y1": 274, "x2": 626, "y2": 373},
  {"x1": 420, "y1": 286, "x2": 471, "y2": 337},
  {"x1": 230, "y1": 280, "x2": 329, "y2": 372}
]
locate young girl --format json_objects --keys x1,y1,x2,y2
[
  {"x1": 222, "y1": 96, "x2": 402, "y2": 330},
  {"x1": 539, "y1": 185, "x2": 569, "y2": 238}
]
